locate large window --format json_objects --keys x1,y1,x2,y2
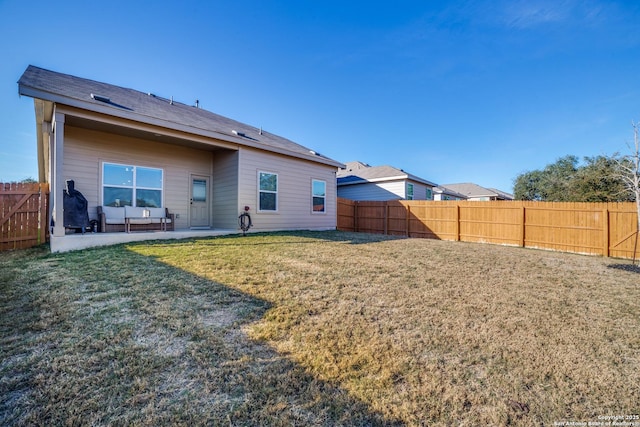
[
  {"x1": 258, "y1": 171, "x2": 278, "y2": 211},
  {"x1": 312, "y1": 179, "x2": 326, "y2": 213},
  {"x1": 103, "y1": 163, "x2": 163, "y2": 207}
]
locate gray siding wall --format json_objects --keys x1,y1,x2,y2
[
  {"x1": 338, "y1": 180, "x2": 405, "y2": 201},
  {"x1": 238, "y1": 148, "x2": 337, "y2": 231},
  {"x1": 212, "y1": 150, "x2": 239, "y2": 229},
  {"x1": 63, "y1": 125, "x2": 336, "y2": 232},
  {"x1": 409, "y1": 182, "x2": 434, "y2": 201},
  {"x1": 338, "y1": 180, "x2": 435, "y2": 201}
]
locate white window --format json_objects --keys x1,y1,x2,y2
[
  {"x1": 258, "y1": 171, "x2": 278, "y2": 211},
  {"x1": 102, "y1": 162, "x2": 163, "y2": 207},
  {"x1": 312, "y1": 179, "x2": 326, "y2": 213},
  {"x1": 407, "y1": 183, "x2": 414, "y2": 200}
]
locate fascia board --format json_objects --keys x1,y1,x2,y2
[
  {"x1": 338, "y1": 176, "x2": 406, "y2": 186},
  {"x1": 407, "y1": 176, "x2": 438, "y2": 187}
]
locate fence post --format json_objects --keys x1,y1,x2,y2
[
  {"x1": 603, "y1": 207, "x2": 609, "y2": 257},
  {"x1": 406, "y1": 203, "x2": 410, "y2": 237},
  {"x1": 354, "y1": 201, "x2": 358, "y2": 233},
  {"x1": 519, "y1": 205, "x2": 526, "y2": 247},
  {"x1": 384, "y1": 202, "x2": 389, "y2": 235},
  {"x1": 455, "y1": 204, "x2": 460, "y2": 241}
]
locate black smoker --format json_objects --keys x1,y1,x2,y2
[{"x1": 63, "y1": 180, "x2": 91, "y2": 233}]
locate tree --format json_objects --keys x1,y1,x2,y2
[
  {"x1": 513, "y1": 154, "x2": 631, "y2": 202},
  {"x1": 513, "y1": 169, "x2": 545, "y2": 201},
  {"x1": 513, "y1": 155, "x2": 578, "y2": 201},
  {"x1": 540, "y1": 155, "x2": 579, "y2": 201},
  {"x1": 575, "y1": 156, "x2": 633, "y2": 202}
]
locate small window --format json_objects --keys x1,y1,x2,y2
[
  {"x1": 407, "y1": 183, "x2": 414, "y2": 200},
  {"x1": 192, "y1": 179, "x2": 207, "y2": 202},
  {"x1": 312, "y1": 179, "x2": 326, "y2": 213},
  {"x1": 258, "y1": 171, "x2": 278, "y2": 211},
  {"x1": 426, "y1": 187, "x2": 433, "y2": 200}
]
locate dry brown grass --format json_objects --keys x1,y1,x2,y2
[{"x1": 2, "y1": 231, "x2": 639, "y2": 426}]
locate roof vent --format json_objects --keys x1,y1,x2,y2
[
  {"x1": 232, "y1": 130, "x2": 247, "y2": 138},
  {"x1": 309, "y1": 150, "x2": 321, "y2": 156},
  {"x1": 90, "y1": 93, "x2": 110, "y2": 103}
]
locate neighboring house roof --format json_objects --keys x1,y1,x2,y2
[
  {"x1": 433, "y1": 186, "x2": 468, "y2": 199},
  {"x1": 440, "y1": 183, "x2": 514, "y2": 200},
  {"x1": 17, "y1": 65, "x2": 342, "y2": 168},
  {"x1": 337, "y1": 161, "x2": 437, "y2": 187},
  {"x1": 487, "y1": 187, "x2": 515, "y2": 200}
]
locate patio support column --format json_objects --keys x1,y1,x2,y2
[
  {"x1": 42, "y1": 121, "x2": 53, "y2": 234},
  {"x1": 51, "y1": 111, "x2": 65, "y2": 237}
]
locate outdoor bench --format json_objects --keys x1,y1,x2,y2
[{"x1": 97, "y1": 206, "x2": 175, "y2": 233}]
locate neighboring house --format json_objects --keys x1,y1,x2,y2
[
  {"x1": 337, "y1": 161, "x2": 437, "y2": 201},
  {"x1": 439, "y1": 183, "x2": 514, "y2": 201},
  {"x1": 18, "y1": 65, "x2": 343, "y2": 251},
  {"x1": 433, "y1": 186, "x2": 467, "y2": 201}
]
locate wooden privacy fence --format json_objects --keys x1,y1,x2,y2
[
  {"x1": 1, "y1": 182, "x2": 49, "y2": 251},
  {"x1": 337, "y1": 198, "x2": 639, "y2": 259}
]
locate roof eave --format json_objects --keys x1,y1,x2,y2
[
  {"x1": 337, "y1": 174, "x2": 437, "y2": 187},
  {"x1": 407, "y1": 176, "x2": 438, "y2": 187}
]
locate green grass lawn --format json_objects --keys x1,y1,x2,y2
[{"x1": 1, "y1": 231, "x2": 639, "y2": 426}]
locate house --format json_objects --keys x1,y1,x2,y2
[
  {"x1": 18, "y1": 65, "x2": 343, "y2": 252},
  {"x1": 439, "y1": 183, "x2": 514, "y2": 201},
  {"x1": 337, "y1": 161, "x2": 437, "y2": 201},
  {"x1": 432, "y1": 186, "x2": 467, "y2": 201}
]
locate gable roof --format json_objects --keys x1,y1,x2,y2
[
  {"x1": 433, "y1": 186, "x2": 468, "y2": 199},
  {"x1": 487, "y1": 187, "x2": 515, "y2": 200},
  {"x1": 337, "y1": 161, "x2": 437, "y2": 187},
  {"x1": 440, "y1": 183, "x2": 514, "y2": 200},
  {"x1": 17, "y1": 65, "x2": 342, "y2": 168}
]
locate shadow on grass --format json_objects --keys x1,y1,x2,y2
[
  {"x1": 0, "y1": 245, "x2": 401, "y2": 426},
  {"x1": 144, "y1": 230, "x2": 406, "y2": 249},
  {"x1": 607, "y1": 262, "x2": 640, "y2": 273}
]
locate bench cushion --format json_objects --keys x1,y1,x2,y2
[
  {"x1": 125, "y1": 206, "x2": 149, "y2": 218},
  {"x1": 102, "y1": 206, "x2": 125, "y2": 224},
  {"x1": 147, "y1": 207, "x2": 166, "y2": 218}
]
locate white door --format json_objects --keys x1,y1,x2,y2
[{"x1": 190, "y1": 175, "x2": 210, "y2": 228}]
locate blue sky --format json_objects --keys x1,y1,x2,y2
[{"x1": 1, "y1": 0, "x2": 639, "y2": 193}]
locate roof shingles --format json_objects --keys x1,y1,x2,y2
[{"x1": 18, "y1": 65, "x2": 341, "y2": 167}]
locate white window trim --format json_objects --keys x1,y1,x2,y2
[
  {"x1": 257, "y1": 170, "x2": 278, "y2": 212},
  {"x1": 311, "y1": 179, "x2": 326, "y2": 214},
  {"x1": 101, "y1": 161, "x2": 164, "y2": 207}
]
